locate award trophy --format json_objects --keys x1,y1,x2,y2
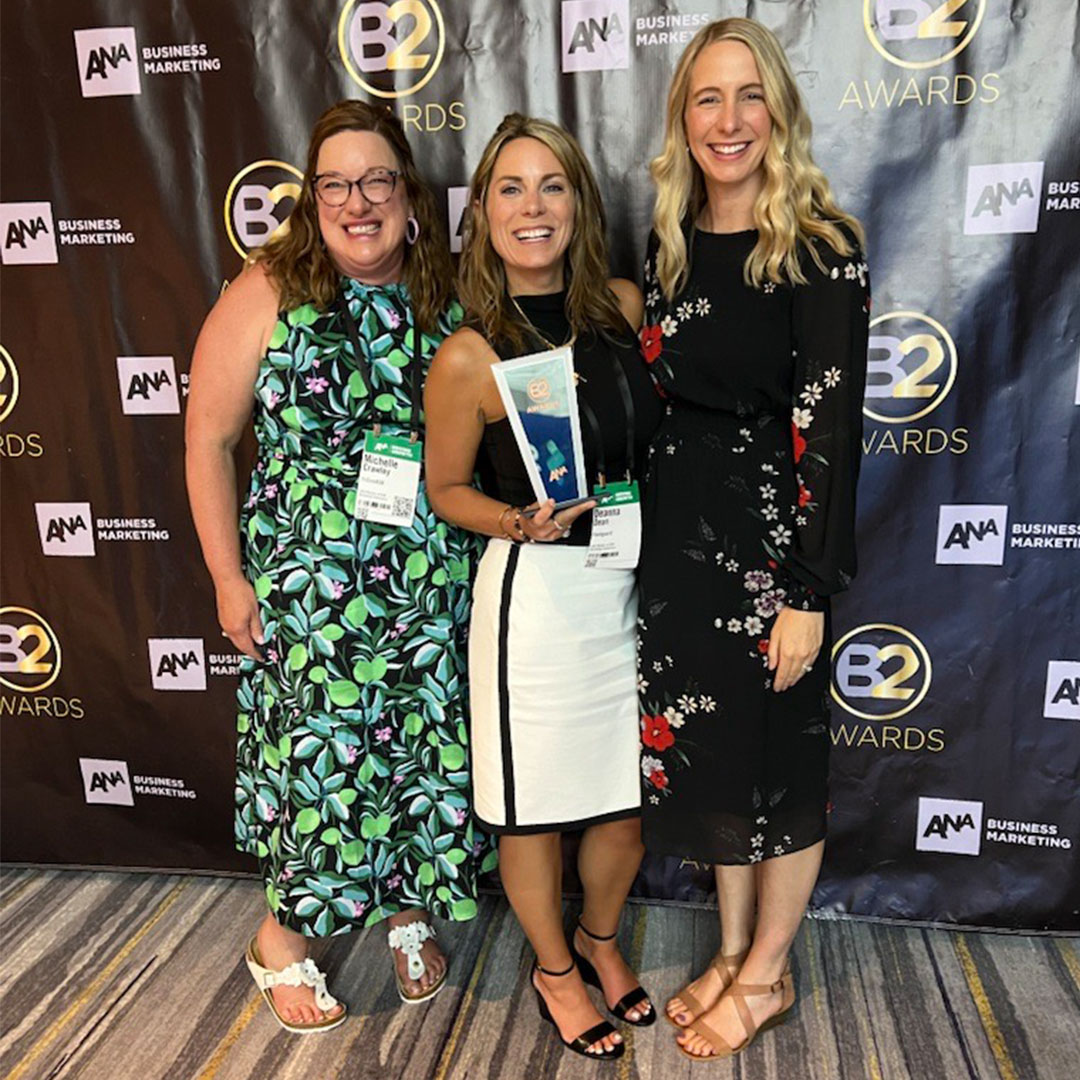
[{"x1": 490, "y1": 344, "x2": 589, "y2": 509}]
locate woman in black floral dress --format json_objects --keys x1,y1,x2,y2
[{"x1": 636, "y1": 19, "x2": 870, "y2": 1060}]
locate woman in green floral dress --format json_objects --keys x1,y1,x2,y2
[{"x1": 186, "y1": 101, "x2": 488, "y2": 1033}]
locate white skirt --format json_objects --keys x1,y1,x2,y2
[{"x1": 468, "y1": 538, "x2": 642, "y2": 833}]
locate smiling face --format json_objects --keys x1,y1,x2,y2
[
  {"x1": 684, "y1": 39, "x2": 772, "y2": 208},
  {"x1": 314, "y1": 129, "x2": 410, "y2": 284},
  {"x1": 483, "y1": 136, "x2": 575, "y2": 294}
]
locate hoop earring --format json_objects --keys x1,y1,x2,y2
[{"x1": 406, "y1": 216, "x2": 420, "y2": 245}]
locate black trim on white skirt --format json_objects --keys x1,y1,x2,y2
[
  {"x1": 474, "y1": 805, "x2": 642, "y2": 837},
  {"x1": 497, "y1": 542, "x2": 521, "y2": 829}
]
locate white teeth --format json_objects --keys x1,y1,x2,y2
[
  {"x1": 515, "y1": 228, "x2": 553, "y2": 240},
  {"x1": 346, "y1": 223, "x2": 380, "y2": 235},
  {"x1": 714, "y1": 143, "x2": 749, "y2": 156}
]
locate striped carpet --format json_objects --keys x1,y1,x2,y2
[{"x1": 1, "y1": 868, "x2": 1077, "y2": 1080}]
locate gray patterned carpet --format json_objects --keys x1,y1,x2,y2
[{"x1": 1, "y1": 868, "x2": 1077, "y2": 1080}]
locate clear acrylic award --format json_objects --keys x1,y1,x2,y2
[{"x1": 490, "y1": 345, "x2": 589, "y2": 509}]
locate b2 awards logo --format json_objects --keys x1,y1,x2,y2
[
  {"x1": 832, "y1": 624, "x2": 932, "y2": 722},
  {"x1": 117, "y1": 356, "x2": 180, "y2": 415},
  {"x1": 864, "y1": 0, "x2": 986, "y2": 70},
  {"x1": 74, "y1": 27, "x2": 141, "y2": 97},
  {"x1": 0, "y1": 343, "x2": 19, "y2": 423},
  {"x1": 224, "y1": 161, "x2": 303, "y2": 258},
  {"x1": 965, "y1": 162, "x2": 1044, "y2": 235},
  {"x1": 561, "y1": 1, "x2": 630, "y2": 73},
  {"x1": 935, "y1": 504, "x2": 1007, "y2": 565},
  {"x1": 338, "y1": 0, "x2": 446, "y2": 98},
  {"x1": 35, "y1": 503, "x2": 96, "y2": 557},
  {"x1": 916, "y1": 796, "x2": 983, "y2": 855},
  {"x1": 148, "y1": 638, "x2": 206, "y2": 691},
  {"x1": 0, "y1": 606, "x2": 62, "y2": 693},
  {"x1": 1045, "y1": 661, "x2": 1080, "y2": 721},
  {"x1": 79, "y1": 758, "x2": 135, "y2": 806},
  {"x1": 865, "y1": 311, "x2": 957, "y2": 425},
  {"x1": 0, "y1": 202, "x2": 58, "y2": 265}
]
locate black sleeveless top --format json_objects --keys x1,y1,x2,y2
[{"x1": 476, "y1": 292, "x2": 663, "y2": 545}]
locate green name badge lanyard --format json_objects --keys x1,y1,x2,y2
[
  {"x1": 338, "y1": 291, "x2": 423, "y2": 527},
  {"x1": 580, "y1": 355, "x2": 642, "y2": 570}
]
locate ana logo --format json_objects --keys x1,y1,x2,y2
[
  {"x1": 148, "y1": 638, "x2": 206, "y2": 691},
  {"x1": 831, "y1": 623, "x2": 932, "y2": 721},
  {"x1": 527, "y1": 378, "x2": 551, "y2": 403},
  {"x1": 865, "y1": 311, "x2": 957, "y2": 424},
  {"x1": 1044, "y1": 661, "x2": 1080, "y2": 721},
  {"x1": 0, "y1": 606, "x2": 62, "y2": 694},
  {"x1": 0, "y1": 344, "x2": 18, "y2": 422},
  {"x1": 79, "y1": 758, "x2": 135, "y2": 806},
  {"x1": 338, "y1": 0, "x2": 446, "y2": 99},
  {"x1": 224, "y1": 160, "x2": 303, "y2": 258},
  {"x1": 73, "y1": 27, "x2": 141, "y2": 97},
  {"x1": 35, "y1": 502, "x2": 96, "y2": 557},
  {"x1": 964, "y1": 162, "x2": 1044, "y2": 236},
  {"x1": 562, "y1": 0, "x2": 630, "y2": 73},
  {"x1": 915, "y1": 796, "x2": 983, "y2": 855},
  {"x1": 116, "y1": 356, "x2": 180, "y2": 415},
  {"x1": 935, "y1": 504, "x2": 1007, "y2": 565},
  {"x1": 447, "y1": 186, "x2": 469, "y2": 254},
  {"x1": 0, "y1": 202, "x2": 59, "y2": 265},
  {"x1": 864, "y1": 0, "x2": 986, "y2": 70}
]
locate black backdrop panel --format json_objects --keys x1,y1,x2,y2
[{"x1": 2, "y1": 1, "x2": 1078, "y2": 931}]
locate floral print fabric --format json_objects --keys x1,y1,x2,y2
[
  {"x1": 636, "y1": 228, "x2": 869, "y2": 865},
  {"x1": 235, "y1": 279, "x2": 491, "y2": 937}
]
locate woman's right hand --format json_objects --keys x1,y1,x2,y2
[
  {"x1": 516, "y1": 498, "x2": 596, "y2": 542},
  {"x1": 216, "y1": 577, "x2": 266, "y2": 660}
]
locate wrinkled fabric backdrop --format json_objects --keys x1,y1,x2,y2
[{"x1": 1, "y1": 0, "x2": 1078, "y2": 931}]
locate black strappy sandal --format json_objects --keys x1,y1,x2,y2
[
  {"x1": 572, "y1": 920, "x2": 657, "y2": 1027},
  {"x1": 532, "y1": 960, "x2": 625, "y2": 1060}
]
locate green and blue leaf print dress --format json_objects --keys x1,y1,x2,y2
[{"x1": 235, "y1": 279, "x2": 492, "y2": 938}]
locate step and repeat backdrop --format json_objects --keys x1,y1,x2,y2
[{"x1": 1, "y1": 1, "x2": 1078, "y2": 931}]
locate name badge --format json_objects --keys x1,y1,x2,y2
[
  {"x1": 353, "y1": 430, "x2": 421, "y2": 527},
  {"x1": 585, "y1": 480, "x2": 641, "y2": 569}
]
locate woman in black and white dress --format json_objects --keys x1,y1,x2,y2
[{"x1": 425, "y1": 114, "x2": 663, "y2": 1061}]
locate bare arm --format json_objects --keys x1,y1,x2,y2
[
  {"x1": 608, "y1": 277, "x2": 645, "y2": 332},
  {"x1": 185, "y1": 262, "x2": 279, "y2": 657},
  {"x1": 424, "y1": 329, "x2": 593, "y2": 542}
]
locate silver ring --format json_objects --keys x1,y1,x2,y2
[{"x1": 552, "y1": 515, "x2": 568, "y2": 534}]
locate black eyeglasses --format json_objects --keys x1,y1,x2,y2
[{"x1": 313, "y1": 169, "x2": 400, "y2": 207}]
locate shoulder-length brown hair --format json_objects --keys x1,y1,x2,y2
[
  {"x1": 458, "y1": 113, "x2": 626, "y2": 352},
  {"x1": 254, "y1": 100, "x2": 453, "y2": 334},
  {"x1": 651, "y1": 18, "x2": 864, "y2": 300}
]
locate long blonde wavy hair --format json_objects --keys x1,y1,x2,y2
[
  {"x1": 459, "y1": 113, "x2": 627, "y2": 352},
  {"x1": 254, "y1": 100, "x2": 453, "y2": 333},
  {"x1": 651, "y1": 18, "x2": 864, "y2": 300}
]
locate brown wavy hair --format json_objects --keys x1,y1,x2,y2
[
  {"x1": 651, "y1": 18, "x2": 864, "y2": 299},
  {"x1": 254, "y1": 100, "x2": 453, "y2": 333},
  {"x1": 458, "y1": 113, "x2": 627, "y2": 352}
]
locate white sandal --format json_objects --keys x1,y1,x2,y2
[
  {"x1": 245, "y1": 937, "x2": 347, "y2": 1034},
  {"x1": 387, "y1": 921, "x2": 447, "y2": 1005}
]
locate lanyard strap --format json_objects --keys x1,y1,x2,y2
[
  {"x1": 578, "y1": 398, "x2": 607, "y2": 488},
  {"x1": 577, "y1": 347, "x2": 639, "y2": 488},
  {"x1": 610, "y1": 352, "x2": 636, "y2": 479},
  {"x1": 336, "y1": 290, "x2": 422, "y2": 439}
]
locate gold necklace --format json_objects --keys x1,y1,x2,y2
[{"x1": 509, "y1": 295, "x2": 585, "y2": 383}]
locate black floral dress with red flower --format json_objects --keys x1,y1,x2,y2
[{"x1": 636, "y1": 227, "x2": 869, "y2": 865}]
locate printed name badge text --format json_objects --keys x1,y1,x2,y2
[
  {"x1": 353, "y1": 430, "x2": 421, "y2": 527},
  {"x1": 585, "y1": 480, "x2": 640, "y2": 569}
]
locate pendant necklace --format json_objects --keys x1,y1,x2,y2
[{"x1": 509, "y1": 295, "x2": 586, "y2": 385}]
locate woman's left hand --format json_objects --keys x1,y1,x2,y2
[{"x1": 767, "y1": 608, "x2": 825, "y2": 692}]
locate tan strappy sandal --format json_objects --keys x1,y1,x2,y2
[
  {"x1": 678, "y1": 966, "x2": 795, "y2": 1061},
  {"x1": 665, "y1": 948, "x2": 748, "y2": 1029}
]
